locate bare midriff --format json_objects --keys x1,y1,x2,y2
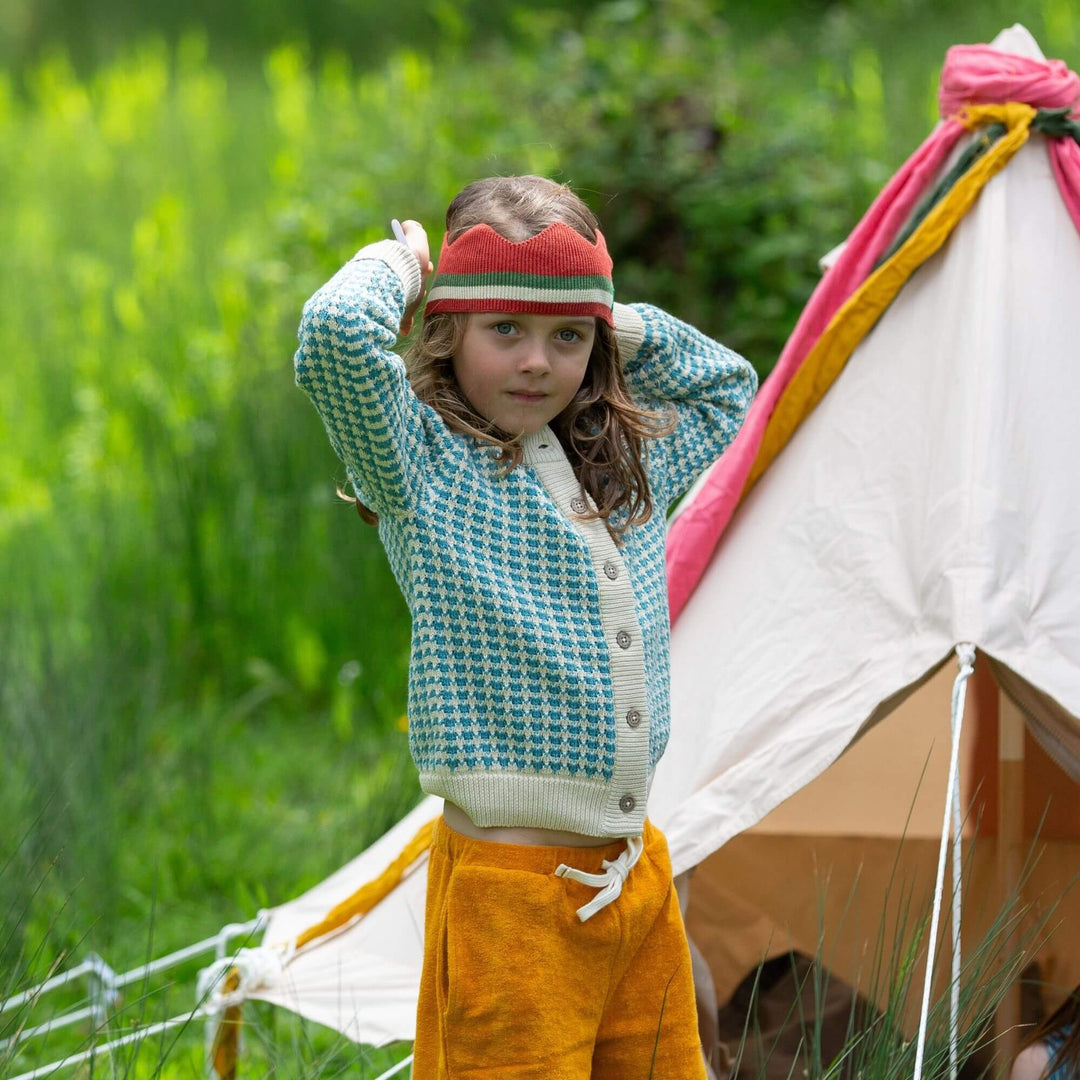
[{"x1": 442, "y1": 800, "x2": 616, "y2": 847}]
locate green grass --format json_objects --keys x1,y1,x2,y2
[{"x1": 3, "y1": 0, "x2": 1077, "y2": 1073}]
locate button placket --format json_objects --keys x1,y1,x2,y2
[
  {"x1": 521, "y1": 424, "x2": 649, "y2": 833},
  {"x1": 594, "y1": 536, "x2": 646, "y2": 800}
]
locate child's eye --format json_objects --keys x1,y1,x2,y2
[
  {"x1": 492, "y1": 322, "x2": 517, "y2": 336},
  {"x1": 556, "y1": 328, "x2": 582, "y2": 343}
]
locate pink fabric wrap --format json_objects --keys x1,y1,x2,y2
[
  {"x1": 938, "y1": 44, "x2": 1080, "y2": 115},
  {"x1": 1051, "y1": 136, "x2": 1080, "y2": 234},
  {"x1": 666, "y1": 44, "x2": 1080, "y2": 626}
]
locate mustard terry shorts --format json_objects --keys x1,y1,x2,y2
[{"x1": 413, "y1": 814, "x2": 708, "y2": 1079}]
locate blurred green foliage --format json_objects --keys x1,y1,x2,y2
[
  {"x1": 0, "y1": 0, "x2": 603, "y2": 79},
  {"x1": 2, "y1": 0, "x2": 1077, "y2": 1070}
]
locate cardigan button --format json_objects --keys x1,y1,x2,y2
[
  {"x1": 616, "y1": 630, "x2": 631, "y2": 650},
  {"x1": 619, "y1": 794, "x2": 636, "y2": 813},
  {"x1": 603, "y1": 561, "x2": 619, "y2": 580},
  {"x1": 570, "y1": 496, "x2": 587, "y2": 514},
  {"x1": 626, "y1": 709, "x2": 641, "y2": 728}
]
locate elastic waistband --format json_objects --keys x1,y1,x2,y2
[{"x1": 434, "y1": 813, "x2": 657, "y2": 877}]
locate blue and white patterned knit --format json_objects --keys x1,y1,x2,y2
[
  {"x1": 295, "y1": 239, "x2": 757, "y2": 838},
  {"x1": 1044, "y1": 1029, "x2": 1074, "y2": 1080}
]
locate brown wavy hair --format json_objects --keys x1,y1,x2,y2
[{"x1": 342, "y1": 175, "x2": 678, "y2": 546}]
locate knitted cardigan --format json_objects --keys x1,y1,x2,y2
[{"x1": 294, "y1": 239, "x2": 757, "y2": 838}]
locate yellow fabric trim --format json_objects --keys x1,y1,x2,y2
[
  {"x1": 205, "y1": 818, "x2": 436, "y2": 1075},
  {"x1": 210, "y1": 967, "x2": 243, "y2": 1080},
  {"x1": 293, "y1": 817, "x2": 437, "y2": 950},
  {"x1": 960, "y1": 102, "x2": 1037, "y2": 132},
  {"x1": 744, "y1": 102, "x2": 1036, "y2": 495}
]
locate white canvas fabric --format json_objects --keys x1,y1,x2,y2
[
  {"x1": 248, "y1": 795, "x2": 439, "y2": 1043},
  {"x1": 652, "y1": 24, "x2": 1080, "y2": 874}
]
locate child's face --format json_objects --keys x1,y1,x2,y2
[{"x1": 452, "y1": 312, "x2": 596, "y2": 436}]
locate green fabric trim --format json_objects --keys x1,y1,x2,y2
[
  {"x1": 874, "y1": 121, "x2": 1007, "y2": 271},
  {"x1": 1032, "y1": 105, "x2": 1080, "y2": 146}
]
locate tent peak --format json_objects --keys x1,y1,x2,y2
[{"x1": 989, "y1": 23, "x2": 1046, "y2": 60}]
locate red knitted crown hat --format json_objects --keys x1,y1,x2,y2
[{"x1": 423, "y1": 221, "x2": 615, "y2": 327}]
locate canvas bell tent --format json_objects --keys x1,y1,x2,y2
[
  {"x1": 658, "y1": 22, "x2": 1080, "y2": 867},
  {"x1": 7, "y1": 22, "x2": 1080, "y2": 1080},
  {"x1": 658, "y1": 19, "x2": 1080, "y2": 1071}
]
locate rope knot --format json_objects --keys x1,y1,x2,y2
[{"x1": 955, "y1": 642, "x2": 977, "y2": 670}]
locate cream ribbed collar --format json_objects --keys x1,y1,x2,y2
[{"x1": 519, "y1": 423, "x2": 568, "y2": 466}]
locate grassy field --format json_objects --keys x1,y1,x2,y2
[{"x1": 3, "y1": 0, "x2": 1077, "y2": 1073}]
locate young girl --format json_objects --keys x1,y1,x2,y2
[{"x1": 294, "y1": 175, "x2": 757, "y2": 1078}]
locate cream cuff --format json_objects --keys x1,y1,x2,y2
[
  {"x1": 353, "y1": 238, "x2": 424, "y2": 307},
  {"x1": 612, "y1": 302, "x2": 646, "y2": 365}
]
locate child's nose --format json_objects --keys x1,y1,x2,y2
[{"x1": 518, "y1": 338, "x2": 552, "y2": 372}]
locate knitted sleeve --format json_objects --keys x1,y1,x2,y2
[
  {"x1": 613, "y1": 302, "x2": 758, "y2": 508},
  {"x1": 294, "y1": 240, "x2": 430, "y2": 518}
]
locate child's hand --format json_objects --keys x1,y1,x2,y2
[{"x1": 398, "y1": 219, "x2": 433, "y2": 336}]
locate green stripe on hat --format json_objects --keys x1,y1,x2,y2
[
  {"x1": 426, "y1": 284, "x2": 614, "y2": 306},
  {"x1": 433, "y1": 271, "x2": 614, "y2": 292}
]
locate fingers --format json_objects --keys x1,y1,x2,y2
[
  {"x1": 401, "y1": 220, "x2": 427, "y2": 249},
  {"x1": 398, "y1": 220, "x2": 430, "y2": 268},
  {"x1": 395, "y1": 220, "x2": 432, "y2": 339}
]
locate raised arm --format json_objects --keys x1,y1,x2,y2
[
  {"x1": 294, "y1": 239, "x2": 433, "y2": 519},
  {"x1": 613, "y1": 302, "x2": 758, "y2": 508}
]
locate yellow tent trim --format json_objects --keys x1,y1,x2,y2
[
  {"x1": 744, "y1": 102, "x2": 1036, "y2": 496},
  {"x1": 293, "y1": 816, "x2": 437, "y2": 950},
  {"x1": 210, "y1": 818, "x2": 436, "y2": 1073},
  {"x1": 210, "y1": 967, "x2": 243, "y2": 1080}
]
